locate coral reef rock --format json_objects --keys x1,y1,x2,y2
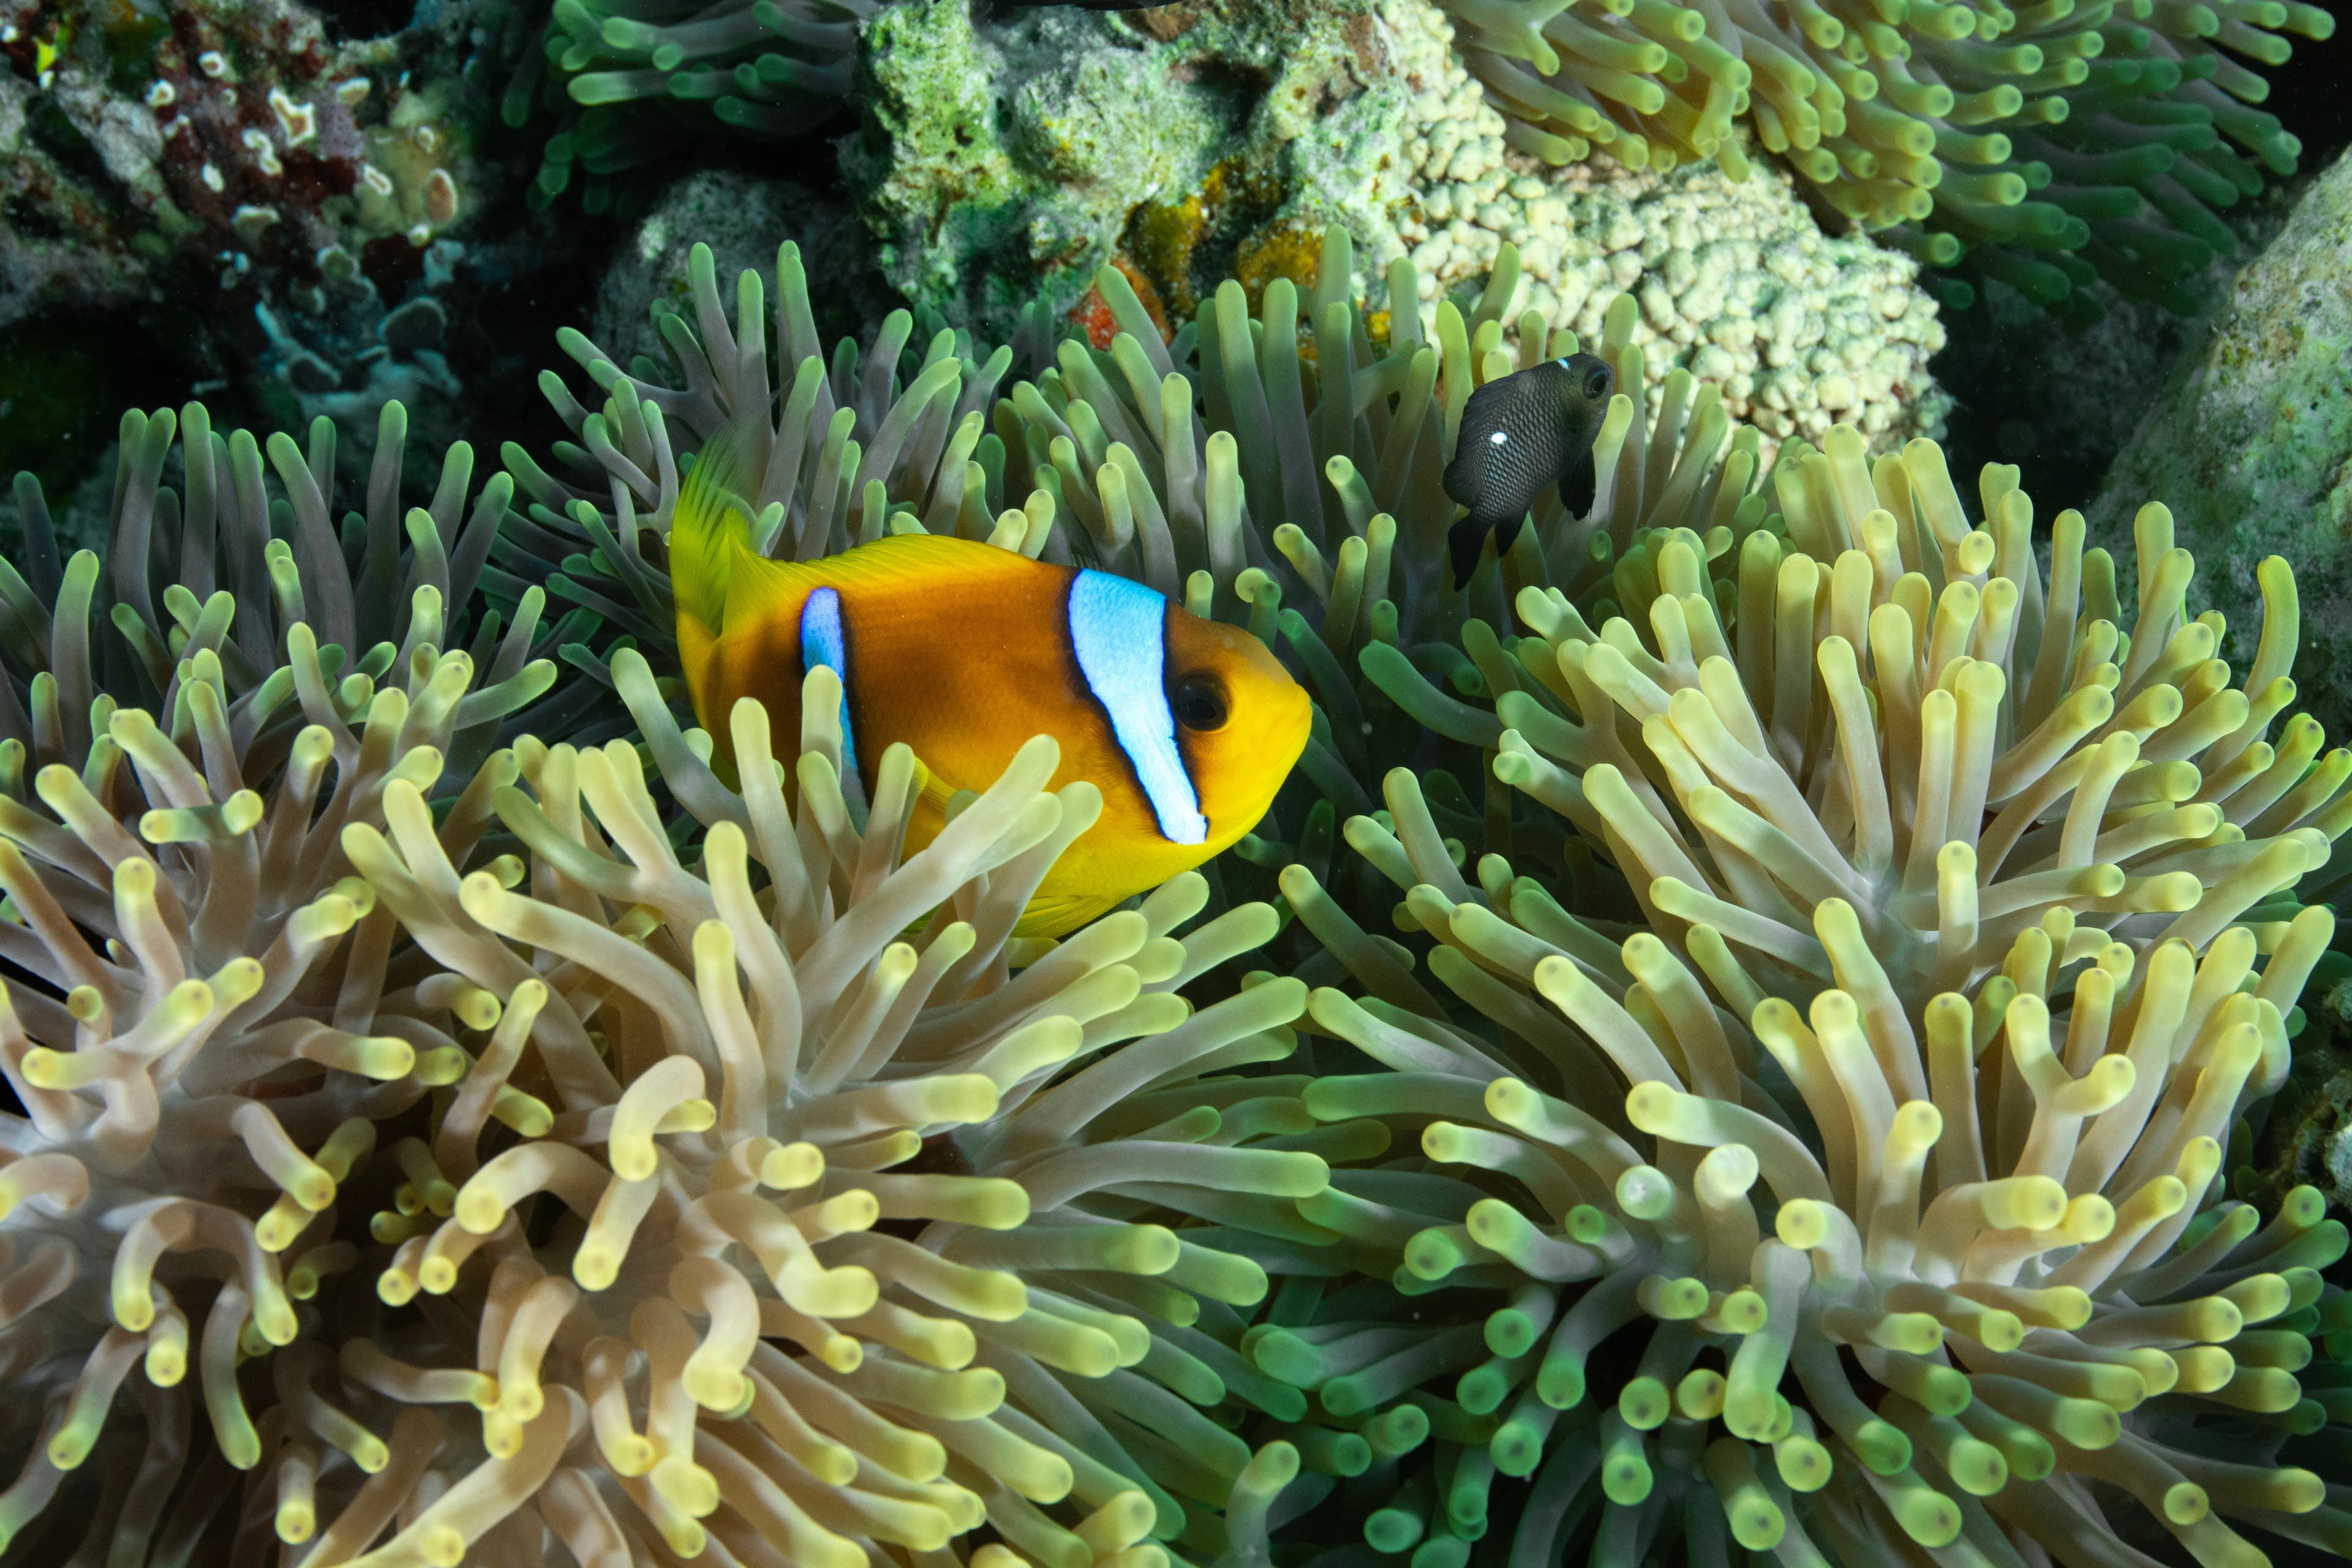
[
  {"x1": 2089, "y1": 145, "x2": 2352, "y2": 742},
  {"x1": 844, "y1": 0, "x2": 1949, "y2": 458},
  {"x1": 592, "y1": 167, "x2": 886, "y2": 382},
  {"x1": 0, "y1": 0, "x2": 486, "y2": 329},
  {"x1": 842, "y1": 0, "x2": 1251, "y2": 338}
]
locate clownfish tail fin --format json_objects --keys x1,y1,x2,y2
[{"x1": 668, "y1": 412, "x2": 764, "y2": 636}]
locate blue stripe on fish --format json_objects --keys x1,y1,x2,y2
[
  {"x1": 798, "y1": 586, "x2": 862, "y2": 790},
  {"x1": 1066, "y1": 570, "x2": 1207, "y2": 846}
]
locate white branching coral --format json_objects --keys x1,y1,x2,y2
[
  {"x1": 313, "y1": 662, "x2": 1335, "y2": 1567},
  {"x1": 1257, "y1": 426, "x2": 2352, "y2": 1562}
]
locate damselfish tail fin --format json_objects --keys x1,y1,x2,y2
[{"x1": 669, "y1": 413, "x2": 764, "y2": 637}]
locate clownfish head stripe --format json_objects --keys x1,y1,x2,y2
[
  {"x1": 1066, "y1": 570, "x2": 1207, "y2": 846},
  {"x1": 797, "y1": 586, "x2": 864, "y2": 797}
]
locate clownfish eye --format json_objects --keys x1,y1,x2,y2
[
  {"x1": 1585, "y1": 369, "x2": 1610, "y2": 399},
  {"x1": 1171, "y1": 674, "x2": 1229, "y2": 732}
]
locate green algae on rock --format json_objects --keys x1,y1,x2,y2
[{"x1": 2088, "y1": 144, "x2": 2352, "y2": 749}]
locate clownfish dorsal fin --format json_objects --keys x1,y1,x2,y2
[{"x1": 712, "y1": 532, "x2": 1038, "y2": 635}]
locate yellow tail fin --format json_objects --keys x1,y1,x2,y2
[{"x1": 668, "y1": 413, "x2": 764, "y2": 637}]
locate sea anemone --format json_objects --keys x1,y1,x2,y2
[
  {"x1": 1437, "y1": 0, "x2": 2335, "y2": 311},
  {"x1": 0, "y1": 387, "x2": 1341, "y2": 1563},
  {"x1": 0, "y1": 402, "x2": 561, "y2": 1562},
  {"x1": 505, "y1": 0, "x2": 881, "y2": 214},
  {"x1": 322, "y1": 650, "x2": 1339, "y2": 1567},
  {"x1": 518, "y1": 225, "x2": 1765, "y2": 946},
  {"x1": 1256, "y1": 426, "x2": 2352, "y2": 1561}
]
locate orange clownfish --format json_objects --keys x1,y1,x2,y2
[{"x1": 671, "y1": 421, "x2": 1313, "y2": 937}]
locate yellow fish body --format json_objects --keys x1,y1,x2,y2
[{"x1": 670, "y1": 426, "x2": 1312, "y2": 936}]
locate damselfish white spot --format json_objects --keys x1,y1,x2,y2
[
  {"x1": 1553, "y1": 356, "x2": 1574, "y2": 369},
  {"x1": 1068, "y1": 571, "x2": 1206, "y2": 846},
  {"x1": 1488, "y1": 429, "x2": 1508, "y2": 445}
]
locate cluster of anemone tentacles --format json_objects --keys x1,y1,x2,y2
[
  {"x1": 505, "y1": 0, "x2": 881, "y2": 214},
  {"x1": 1259, "y1": 432, "x2": 2352, "y2": 1562},
  {"x1": 3, "y1": 230, "x2": 2352, "y2": 1568},
  {"x1": 1441, "y1": 0, "x2": 2335, "y2": 312}
]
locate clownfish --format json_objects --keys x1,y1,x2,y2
[
  {"x1": 671, "y1": 421, "x2": 1313, "y2": 937},
  {"x1": 1442, "y1": 352, "x2": 1615, "y2": 587}
]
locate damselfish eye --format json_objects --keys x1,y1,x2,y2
[
  {"x1": 1586, "y1": 369, "x2": 1610, "y2": 399},
  {"x1": 1171, "y1": 674, "x2": 1229, "y2": 732}
]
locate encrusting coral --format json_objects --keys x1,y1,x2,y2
[
  {"x1": 1325, "y1": 0, "x2": 1953, "y2": 448},
  {"x1": 1436, "y1": 0, "x2": 2335, "y2": 311},
  {"x1": 0, "y1": 0, "x2": 473, "y2": 330},
  {"x1": 1259, "y1": 428, "x2": 2352, "y2": 1561}
]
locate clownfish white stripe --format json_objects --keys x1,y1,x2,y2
[
  {"x1": 1066, "y1": 570, "x2": 1207, "y2": 846},
  {"x1": 798, "y1": 586, "x2": 862, "y2": 792}
]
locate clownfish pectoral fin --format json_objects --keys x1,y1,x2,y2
[
  {"x1": 669, "y1": 413, "x2": 767, "y2": 638},
  {"x1": 1012, "y1": 890, "x2": 1132, "y2": 940}
]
